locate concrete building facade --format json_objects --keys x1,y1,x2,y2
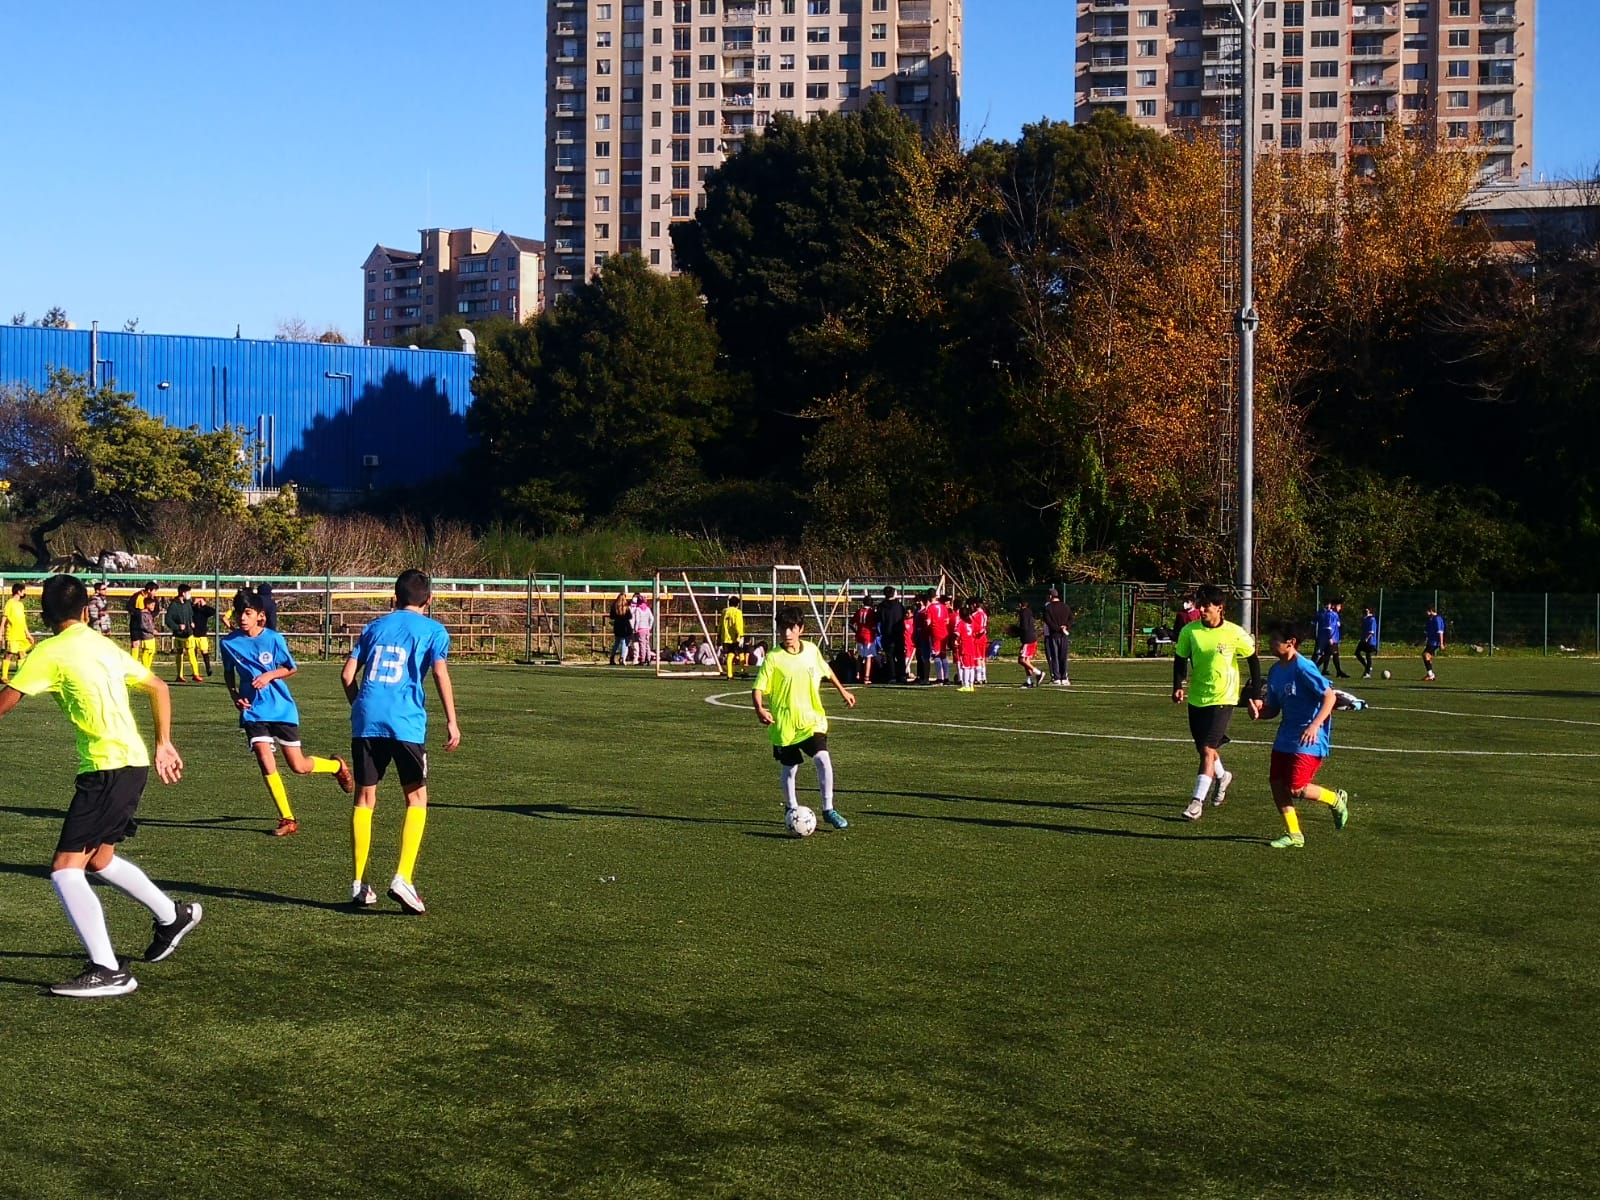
[
  {"x1": 361, "y1": 229, "x2": 545, "y2": 346},
  {"x1": 545, "y1": 0, "x2": 962, "y2": 302},
  {"x1": 1075, "y1": 0, "x2": 1534, "y2": 183}
]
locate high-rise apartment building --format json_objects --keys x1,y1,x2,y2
[
  {"x1": 361, "y1": 229, "x2": 545, "y2": 345},
  {"x1": 545, "y1": 0, "x2": 962, "y2": 302},
  {"x1": 1075, "y1": 0, "x2": 1533, "y2": 183}
]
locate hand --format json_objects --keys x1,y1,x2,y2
[
  {"x1": 756, "y1": 707, "x2": 775, "y2": 726},
  {"x1": 154, "y1": 741, "x2": 184, "y2": 784},
  {"x1": 841, "y1": 689, "x2": 857, "y2": 709},
  {"x1": 444, "y1": 721, "x2": 462, "y2": 752},
  {"x1": 234, "y1": 696, "x2": 250, "y2": 713},
  {"x1": 1172, "y1": 687, "x2": 1185, "y2": 704},
  {"x1": 1300, "y1": 723, "x2": 1322, "y2": 746},
  {"x1": 252, "y1": 674, "x2": 273, "y2": 691},
  {"x1": 1248, "y1": 698, "x2": 1264, "y2": 719}
]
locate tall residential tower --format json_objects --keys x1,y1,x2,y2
[
  {"x1": 545, "y1": 0, "x2": 962, "y2": 303},
  {"x1": 1075, "y1": 0, "x2": 1533, "y2": 183}
]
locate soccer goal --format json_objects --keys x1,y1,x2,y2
[{"x1": 651, "y1": 565, "x2": 852, "y2": 679}]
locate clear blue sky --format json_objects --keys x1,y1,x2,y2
[{"x1": 0, "y1": 0, "x2": 1591, "y2": 340}]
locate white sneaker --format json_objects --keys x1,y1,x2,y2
[
  {"x1": 387, "y1": 874, "x2": 426, "y2": 915},
  {"x1": 1212, "y1": 770, "x2": 1233, "y2": 807},
  {"x1": 351, "y1": 880, "x2": 377, "y2": 907},
  {"x1": 1183, "y1": 797, "x2": 1205, "y2": 821}
]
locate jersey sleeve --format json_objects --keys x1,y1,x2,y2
[
  {"x1": 752, "y1": 655, "x2": 774, "y2": 694},
  {"x1": 350, "y1": 623, "x2": 377, "y2": 665},
  {"x1": 1175, "y1": 624, "x2": 1194, "y2": 658},
  {"x1": 433, "y1": 623, "x2": 451, "y2": 661},
  {"x1": 5, "y1": 646, "x2": 58, "y2": 696},
  {"x1": 276, "y1": 632, "x2": 299, "y2": 672},
  {"x1": 1236, "y1": 625, "x2": 1257, "y2": 658}
]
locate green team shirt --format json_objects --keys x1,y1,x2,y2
[
  {"x1": 752, "y1": 641, "x2": 830, "y2": 747},
  {"x1": 3, "y1": 597, "x2": 28, "y2": 649},
  {"x1": 1175, "y1": 619, "x2": 1256, "y2": 708},
  {"x1": 8, "y1": 622, "x2": 152, "y2": 774}
]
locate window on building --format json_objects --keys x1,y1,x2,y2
[
  {"x1": 1403, "y1": 63, "x2": 1428, "y2": 79},
  {"x1": 1282, "y1": 32, "x2": 1303, "y2": 56},
  {"x1": 1446, "y1": 89, "x2": 1469, "y2": 108},
  {"x1": 1283, "y1": 2, "x2": 1303, "y2": 26},
  {"x1": 806, "y1": 81, "x2": 829, "y2": 98},
  {"x1": 1137, "y1": 69, "x2": 1157, "y2": 87},
  {"x1": 1403, "y1": 33, "x2": 1429, "y2": 50},
  {"x1": 1448, "y1": 0, "x2": 1470, "y2": 13},
  {"x1": 806, "y1": 54, "x2": 829, "y2": 69},
  {"x1": 871, "y1": 51, "x2": 885, "y2": 67},
  {"x1": 1136, "y1": 39, "x2": 1158, "y2": 57},
  {"x1": 1137, "y1": 9, "x2": 1158, "y2": 26},
  {"x1": 1311, "y1": 30, "x2": 1338, "y2": 47},
  {"x1": 1311, "y1": 60, "x2": 1337, "y2": 77},
  {"x1": 1310, "y1": 91, "x2": 1337, "y2": 107},
  {"x1": 1448, "y1": 29, "x2": 1469, "y2": 46},
  {"x1": 1309, "y1": 0, "x2": 1339, "y2": 16},
  {"x1": 1135, "y1": 99, "x2": 1157, "y2": 117},
  {"x1": 1281, "y1": 123, "x2": 1303, "y2": 148},
  {"x1": 1446, "y1": 60, "x2": 1469, "y2": 77},
  {"x1": 869, "y1": 22, "x2": 885, "y2": 39}
]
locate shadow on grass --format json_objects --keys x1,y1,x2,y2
[
  {"x1": 0, "y1": 860, "x2": 389, "y2": 914},
  {"x1": 137, "y1": 815, "x2": 272, "y2": 836},
  {"x1": 434, "y1": 801, "x2": 761, "y2": 828},
  {"x1": 853, "y1": 788, "x2": 1193, "y2": 825},
  {"x1": 0, "y1": 805, "x2": 64, "y2": 821},
  {"x1": 873, "y1": 809, "x2": 1264, "y2": 844}
]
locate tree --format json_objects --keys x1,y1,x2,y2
[
  {"x1": 467, "y1": 256, "x2": 727, "y2": 530},
  {"x1": 275, "y1": 317, "x2": 346, "y2": 344},
  {"x1": 396, "y1": 315, "x2": 520, "y2": 352},
  {"x1": 122, "y1": 318, "x2": 140, "y2": 333},
  {"x1": 0, "y1": 370, "x2": 248, "y2": 565}
]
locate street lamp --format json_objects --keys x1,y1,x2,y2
[{"x1": 1229, "y1": 0, "x2": 1264, "y2": 633}]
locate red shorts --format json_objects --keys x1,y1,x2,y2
[
  {"x1": 1021, "y1": 642, "x2": 1038, "y2": 657},
  {"x1": 1269, "y1": 750, "x2": 1325, "y2": 793},
  {"x1": 930, "y1": 633, "x2": 949, "y2": 655}
]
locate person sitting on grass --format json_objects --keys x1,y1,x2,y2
[
  {"x1": 222, "y1": 590, "x2": 354, "y2": 837},
  {"x1": 1251, "y1": 618, "x2": 1351, "y2": 850},
  {"x1": 752, "y1": 607, "x2": 857, "y2": 830}
]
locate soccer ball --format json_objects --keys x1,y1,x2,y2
[
  {"x1": 786, "y1": 805, "x2": 818, "y2": 837},
  {"x1": 1381, "y1": 669, "x2": 1392, "y2": 680}
]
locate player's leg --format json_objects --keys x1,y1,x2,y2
[
  {"x1": 1267, "y1": 758, "x2": 1305, "y2": 849},
  {"x1": 173, "y1": 637, "x2": 187, "y2": 681},
  {"x1": 1, "y1": 650, "x2": 14, "y2": 685},
  {"x1": 280, "y1": 739, "x2": 352, "y2": 789},
  {"x1": 185, "y1": 637, "x2": 202, "y2": 681},
  {"x1": 1296, "y1": 775, "x2": 1349, "y2": 831},
  {"x1": 85, "y1": 835, "x2": 203, "y2": 962},
  {"x1": 198, "y1": 635, "x2": 213, "y2": 677},
  {"x1": 247, "y1": 736, "x2": 299, "y2": 834},
  {"x1": 1184, "y1": 707, "x2": 1231, "y2": 820},
  {"x1": 349, "y1": 739, "x2": 385, "y2": 905},
  {"x1": 808, "y1": 736, "x2": 846, "y2": 828},
  {"x1": 773, "y1": 742, "x2": 801, "y2": 813},
  {"x1": 386, "y1": 744, "x2": 431, "y2": 913}
]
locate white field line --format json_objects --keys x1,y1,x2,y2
[{"x1": 703, "y1": 692, "x2": 1600, "y2": 758}]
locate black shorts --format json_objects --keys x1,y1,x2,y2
[
  {"x1": 772, "y1": 733, "x2": 828, "y2": 766},
  {"x1": 58, "y1": 766, "x2": 147, "y2": 854},
  {"x1": 244, "y1": 721, "x2": 302, "y2": 748},
  {"x1": 352, "y1": 737, "x2": 428, "y2": 788},
  {"x1": 1187, "y1": 704, "x2": 1234, "y2": 752}
]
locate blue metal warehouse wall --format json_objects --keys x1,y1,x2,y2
[{"x1": 0, "y1": 326, "x2": 478, "y2": 491}]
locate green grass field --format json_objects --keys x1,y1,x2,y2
[{"x1": 1, "y1": 655, "x2": 1597, "y2": 1199}]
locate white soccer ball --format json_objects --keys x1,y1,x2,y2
[
  {"x1": 786, "y1": 805, "x2": 818, "y2": 837},
  {"x1": 1381, "y1": 669, "x2": 1392, "y2": 680}
]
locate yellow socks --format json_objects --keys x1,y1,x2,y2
[
  {"x1": 186, "y1": 643, "x2": 202, "y2": 678},
  {"x1": 352, "y1": 806, "x2": 373, "y2": 882},
  {"x1": 397, "y1": 806, "x2": 427, "y2": 882},
  {"x1": 264, "y1": 773, "x2": 294, "y2": 821},
  {"x1": 1282, "y1": 807, "x2": 1303, "y2": 838},
  {"x1": 308, "y1": 757, "x2": 341, "y2": 775},
  {"x1": 140, "y1": 643, "x2": 157, "y2": 669},
  {"x1": 1, "y1": 660, "x2": 10, "y2": 684},
  {"x1": 1305, "y1": 784, "x2": 1340, "y2": 807}
]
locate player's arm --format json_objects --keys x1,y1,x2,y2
[
  {"x1": 1172, "y1": 652, "x2": 1189, "y2": 703},
  {"x1": 0, "y1": 685, "x2": 23, "y2": 721},
  {"x1": 1243, "y1": 652, "x2": 1264, "y2": 716},
  {"x1": 751, "y1": 685, "x2": 774, "y2": 725},
  {"x1": 431, "y1": 658, "x2": 462, "y2": 751},
  {"x1": 253, "y1": 663, "x2": 296, "y2": 691},
  {"x1": 1300, "y1": 685, "x2": 1340, "y2": 746},
  {"x1": 221, "y1": 653, "x2": 249, "y2": 712},
  {"x1": 132, "y1": 673, "x2": 184, "y2": 784},
  {"x1": 340, "y1": 654, "x2": 361, "y2": 702}
]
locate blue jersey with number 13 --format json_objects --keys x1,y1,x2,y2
[{"x1": 349, "y1": 609, "x2": 451, "y2": 743}]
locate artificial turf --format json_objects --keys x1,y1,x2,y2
[{"x1": 0, "y1": 655, "x2": 1596, "y2": 1199}]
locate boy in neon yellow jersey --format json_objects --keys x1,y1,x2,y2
[
  {"x1": 0, "y1": 574, "x2": 201, "y2": 998},
  {"x1": 1, "y1": 582, "x2": 33, "y2": 684},
  {"x1": 752, "y1": 607, "x2": 857, "y2": 829},
  {"x1": 1172, "y1": 583, "x2": 1263, "y2": 822}
]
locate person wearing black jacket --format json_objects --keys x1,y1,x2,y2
[
  {"x1": 876, "y1": 586, "x2": 907, "y2": 684},
  {"x1": 1042, "y1": 589, "x2": 1074, "y2": 686},
  {"x1": 1016, "y1": 600, "x2": 1044, "y2": 687}
]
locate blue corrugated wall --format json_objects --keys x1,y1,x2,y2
[{"x1": 0, "y1": 326, "x2": 478, "y2": 491}]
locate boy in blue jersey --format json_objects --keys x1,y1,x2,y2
[
  {"x1": 1423, "y1": 605, "x2": 1446, "y2": 682},
  {"x1": 1314, "y1": 598, "x2": 1351, "y2": 679},
  {"x1": 221, "y1": 592, "x2": 353, "y2": 836},
  {"x1": 341, "y1": 569, "x2": 460, "y2": 914},
  {"x1": 1252, "y1": 619, "x2": 1350, "y2": 849},
  {"x1": 1355, "y1": 605, "x2": 1379, "y2": 678}
]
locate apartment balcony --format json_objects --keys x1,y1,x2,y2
[
  {"x1": 1202, "y1": 49, "x2": 1239, "y2": 64},
  {"x1": 1350, "y1": 44, "x2": 1400, "y2": 60},
  {"x1": 900, "y1": 35, "x2": 930, "y2": 51},
  {"x1": 555, "y1": 0, "x2": 579, "y2": 8},
  {"x1": 1479, "y1": 12, "x2": 1521, "y2": 26},
  {"x1": 1090, "y1": 53, "x2": 1129, "y2": 68},
  {"x1": 724, "y1": 39, "x2": 754, "y2": 51},
  {"x1": 724, "y1": 66, "x2": 755, "y2": 79},
  {"x1": 1202, "y1": 73, "x2": 1241, "y2": 96},
  {"x1": 1088, "y1": 86, "x2": 1128, "y2": 101},
  {"x1": 554, "y1": 103, "x2": 583, "y2": 118},
  {"x1": 1091, "y1": 0, "x2": 1130, "y2": 8},
  {"x1": 721, "y1": 92, "x2": 756, "y2": 107},
  {"x1": 724, "y1": 3, "x2": 756, "y2": 16},
  {"x1": 555, "y1": 76, "x2": 580, "y2": 90},
  {"x1": 556, "y1": 53, "x2": 578, "y2": 65},
  {"x1": 898, "y1": 4, "x2": 933, "y2": 26},
  {"x1": 1348, "y1": 96, "x2": 1399, "y2": 116},
  {"x1": 554, "y1": 21, "x2": 581, "y2": 36},
  {"x1": 553, "y1": 184, "x2": 580, "y2": 199},
  {"x1": 554, "y1": 158, "x2": 582, "y2": 172},
  {"x1": 1350, "y1": 10, "x2": 1400, "y2": 31},
  {"x1": 1477, "y1": 72, "x2": 1518, "y2": 91},
  {"x1": 553, "y1": 214, "x2": 578, "y2": 227},
  {"x1": 553, "y1": 267, "x2": 575, "y2": 281},
  {"x1": 1203, "y1": 16, "x2": 1238, "y2": 32},
  {"x1": 1350, "y1": 75, "x2": 1400, "y2": 93},
  {"x1": 1087, "y1": 26, "x2": 1129, "y2": 42}
]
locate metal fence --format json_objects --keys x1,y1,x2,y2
[{"x1": 2, "y1": 570, "x2": 1596, "y2": 660}]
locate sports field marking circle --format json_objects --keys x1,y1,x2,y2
[{"x1": 703, "y1": 692, "x2": 1600, "y2": 758}]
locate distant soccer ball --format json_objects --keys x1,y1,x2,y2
[
  {"x1": 1381, "y1": 669, "x2": 1392, "y2": 680},
  {"x1": 786, "y1": 805, "x2": 818, "y2": 837}
]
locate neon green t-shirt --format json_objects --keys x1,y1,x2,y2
[
  {"x1": 752, "y1": 640, "x2": 830, "y2": 747},
  {"x1": 1175, "y1": 619, "x2": 1256, "y2": 708},
  {"x1": 8, "y1": 622, "x2": 152, "y2": 774},
  {"x1": 3, "y1": 597, "x2": 28, "y2": 650}
]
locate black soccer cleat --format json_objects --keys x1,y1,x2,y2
[{"x1": 145, "y1": 901, "x2": 204, "y2": 963}]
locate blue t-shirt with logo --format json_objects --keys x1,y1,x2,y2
[
  {"x1": 1266, "y1": 653, "x2": 1333, "y2": 758},
  {"x1": 349, "y1": 609, "x2": 451, "y2": 743},
  {"x1": 1425, "y1": 613, "x2": 1445, "y2": 648},
  {"x1": 220, "y1": 628, "x2": 300, "y2": 726},
  {"x1": 1362, "y1": 613, "x2": 1379, "y2": 648}
]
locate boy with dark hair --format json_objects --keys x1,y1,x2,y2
[
  {"x1": 165, "y1": 582, "x2": 200, "y2": 683},
  {"x1": 1172, "y1": 583, "x2": 1263, "y2": 821},
  {"x1": 1015, "y1": 599, "x2": 1043, "y2": 688},
  {"x1": 1253, "y1": 619, "x2": 1350, "y2": 849},
  {"x1": 0, "y1": 574, "x2": 201, "y2": 997},
  {"x1": 1423, "y1": 605, "x2": 1446, "y2": 682},
  {"x1": 221, "y1": 590, "x2": 353, "y2": 836},
  {"x1": 752, "y1": 606, "x2": 857, "y2": 828},
  {"x1": 2, "y1": 582, "x2": 32, "y2": 684},
  {"x1": 720, "y1": 595, "x2": 746, "y2": 679},
  {"x1": 191, "y1": 592, "x2": 217, "y2": 677},
  {"x1": 341, "y1": 569, "x2": 460, "y2": 913},
  {"x1": 1355, "y1": 605, "x2": 1379, "y2": 679}
]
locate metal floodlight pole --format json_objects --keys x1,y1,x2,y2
[{"x1": 1231, "y1": 0, "x2": 1262, "y2": 632}]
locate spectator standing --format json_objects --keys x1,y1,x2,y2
[
  {"x1": 1042, "y1": 588, "x2": 1075, "y2": 686},
  {"x1": 630, "y1": 594, "x2": 655, "y2": 664},
  {"x1": 608, "y1": 590, "x2": 632, "y2": 665},
  {"x1": 876, "y1": 586, "x2": 907, "y2": 684},
  {"x1": 87, "y1": 581, "x2": 113, "y2": 636}
]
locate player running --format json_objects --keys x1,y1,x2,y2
[
  {"x1": 1252, "y1": 619, "x2": 1351, "y2": 849},
  {"x1": 221, "y1": 590, "x2": 353, "y2": 836},
  {"x1": 0, "y1": 574, "x2": 201, "y2": 998},
  {"x1": 2, "y1": 582, "x2": 33, "y2": 684},
  {"x1": 341, "y1": 569, "x2": 461, "y2": 914},
  {"x1": 1172, "y1": 584, "x2": 1263, "y2": 821},
  {"x1": 752, "y1": 606, "x2": 857, "y2": 829}
]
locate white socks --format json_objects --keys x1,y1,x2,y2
[
  {"x1": 814, "y1": 751, "x2": 834, "y2": 810},
  {"x1": 779, "y1": 762, "x2": 799, "y2": 810},
  {"x1": 51, "y1": 869, "x2": 118, "y2": 970},
  {"x1": 92, "y1": 856, "x2": 177, "y2": 926},
  {"x1": 1192, "y1": 774, "x2": 1213, "y2": 803}
]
